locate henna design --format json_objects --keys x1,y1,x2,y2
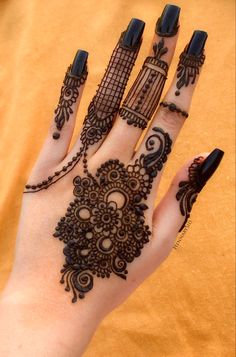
[
  {"x1": 160, "y1": 101, "x2": 189, "y2": 118},
  {"x1": 53, "y1": 127, "x2": 172, "y2": 302},
  {"x1": 52, "y1": 65, "x2": 88, "y2": 140},
  {"x1": 139, "y1": 127, "x2": 172, "y2": 178},
  {"x1": 176, "y1": 157, "x2": 204, "y2": 232},
  {"x1": 24, "y1": 35, "x2": 139, "y2": 193},
  {"x1": 176, "y1": 148, "x2": 224, "y2": 232},
  {"x1": 80, "y1": 36, "x2": 139, "y2": 147},
  {"x1": 119, "y1": 38, "x2": 168, "y2": 129},
  {"x1": 175, "y1": 47, "x2": 205, "y2": 96},
  {"x1": 24, "y1": 148, "x2": 84, "y2": 193}
]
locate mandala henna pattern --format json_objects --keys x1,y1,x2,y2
[
  {"x1": 53, "y1": 127, "x2": 172, "y2": 302},
  {"x1": 119, "y1": 38, "x2": 168, "y2": 129},
  {"x1": 175, "y1": 46, "x2": 205, "y2": 96},
  {"x1": 176, "y1": 156, "x2": 204, "y2": 232},
  {"x1": 52, "y1": 65, "x2": 88, "y2": 140},
  {"x1": 24, "y1": 33, "x2": 140, "y2": 193}
]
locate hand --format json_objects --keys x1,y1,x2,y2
[{"x1": 0, "y1": 5, "x2": 224, "y2": 356}]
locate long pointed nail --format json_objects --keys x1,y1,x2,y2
[
  {"x1": 199, "y1": 148, "x2": 224, "y2": 186},
  {"x1": 71, "y1": 50, "x2": 88, "y2": 76},
  {"x1": 156, "y1": 4, "x2": 180, "y2": 37},
  {"x1": 186, "y1": 30, "x2": 208, "y2": 56},
  {"x1": 121, "y1": 18, "x2": 145, "y2": 48}
]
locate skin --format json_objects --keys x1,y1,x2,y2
[{"x1": 0, "y1": 18, "x2": 211, "y2": 357}]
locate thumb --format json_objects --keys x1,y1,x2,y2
[{"x1": 151, "y1": 148, "x2": 224, "y2": 261}]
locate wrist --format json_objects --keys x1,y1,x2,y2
[{"x1": 0, "y1": 284, "x2": 102, "y2": 356}]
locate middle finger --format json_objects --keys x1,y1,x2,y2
[{"x1": 96, "y1": 4, "x2": 181, "y2": 163}]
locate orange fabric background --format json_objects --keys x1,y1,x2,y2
[{"x1": 0, "y1": 0, "x2": 235, "y2": 356}]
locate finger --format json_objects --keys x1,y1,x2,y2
[
  {"x1": 24, "y1": 20, "x2": 145, "y2": 193},
  {"x1": 151, "y1": 149, "x2": 224, "y2": 258},
  {"x1": 133, "y1": 30, "x2": 208, "y2": 201},
  {"x1": 97, "y1": 5, "x2": 181, "y2": 162},
  {"x1": 70, "y1": 18, "x2": 145, "y2": 159},
  {"x1": 39, "y1": 50, "x2": 88, "y2": 165}
]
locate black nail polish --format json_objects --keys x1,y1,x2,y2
[
  {"x1": 122, "y1": 18, "x2": 145, "y2": 48},
  {"x1": 156, "y1": 4, "x2": 180, "y2": 37},
  {"x1": 186, "y1": 30, "x2": 208, "y2": 56},
  {"x1": 71, "y1": 50, "x2": 88, "y2": 76},
  {"x1": 199, "y1": 148, "x2": 224, "y2": 186}
]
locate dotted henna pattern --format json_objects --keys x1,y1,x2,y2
[
  {"x1": 24, "y1": 33, "x2": 140, "y2": 193},
  {"x1": 160, "y1": 101, "x2": 189, "y2": 118},
  {"x1": 119, "y1": 38, "x2": 168, "y2": 129},
  {"x1": 176, "y1": 156, "x2": 204, "y2": 232},
  {"x1": 53, "y1": 127, "x2": 172, "y2": 302}
]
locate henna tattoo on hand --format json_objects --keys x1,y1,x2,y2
[
  {"x1": 176, "y1": 157, "x2": 204, "y2": 232},
  {"x1": 176, "y1": 148, "x2": 224, "y2": 232},
  {"x1": 24, "y1": 33, "x2": 140, "y2": 193},
  {"x1": 53, "y1": 127, "x2": 172, "y2": 302},
  {"x1": 52, "y1": 65, "x2": 88, "y2": 140},
  {"x1": 119, "y1": 38, "x2": 168, "y2": 129},
  {"x1": 160, "y1": 101, "x2": 189, "y2": 118},
  {"x1": 174, "y1": 30, "x2": 208, "y2": 97},
  {"x1": 80, "y1": 36, "x2": 140, "y2": 147},
  {"x1": 25, "y1": 148, "x2": 84, "y2": 193},
  {"x1": 175, "y1": 47, "x2": 205, "y2": 96}
]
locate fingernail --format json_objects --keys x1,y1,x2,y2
[
  {"x1": 122, "y1": 18, "x2": 145, "y2": 48},
  {"x1": 186, "y1": 30, "x2": 208, "y2": 56},
  {"x1": 71, "y1": 50, "x2": 88, "y2": 76},
  {"x1": 199, "y1": 148, "x2": 224, "y2": 186},
  {"x1": 155, "y1": 4, "x2": 180, "y2": 37}
]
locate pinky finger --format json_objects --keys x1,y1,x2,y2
[
  {"x1": 152, "y1": 148, "x2": 224, "y2": 258},
  {"x1": 40, "y1": 50, "x2": 88, "y2": 165}
]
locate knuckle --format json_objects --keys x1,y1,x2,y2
[{"x1": 158, "y1": 106, "x2": 185, "y2": 129}]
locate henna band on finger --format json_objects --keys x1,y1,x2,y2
[
  {"x1": 160, "y1": 101, "x2": 189, "y2": 118},
  {"x1": 119, "y1": 38, "x2": 169, "y2": 129}
]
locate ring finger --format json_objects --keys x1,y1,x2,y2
[{"x1": 133, "y1": 30, "x2": 208, "y2": 209}]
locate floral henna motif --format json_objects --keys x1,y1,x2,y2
[
  {"x1": 175, "y1": 46, "x2": 205, "y2": 96},
  {"x1": 24, "y1": 35, "x2": 140, "y2": 193},
  {"x1": 52, "y1": 65, "x2": 88, "y2": 140},
  {"x1": 53, "y1": 127, "x2": 172, "y2": 302},
  {"x1": 176, "y1": 156, "x2": 204, "y2": 232},
  {"x1": 119, "y1": 38, "x2": 168, "y2": 129}
]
